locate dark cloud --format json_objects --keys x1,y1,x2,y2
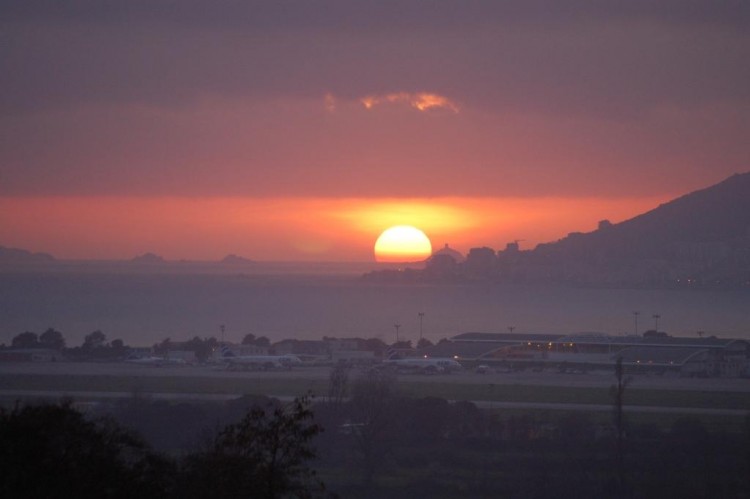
[
  {"x1": 1, "y1": 1, "x2": 748, "y2": 114},
  {"x1": 2, "y1": 1, "x2": 748, "y2": 31},
  {"x1": 0, "y1": 1, "x2": 748, "y2": 197}
]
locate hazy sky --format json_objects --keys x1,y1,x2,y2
[{"x1": 1, "y1": 1, "x2": 748, "y2": 260}]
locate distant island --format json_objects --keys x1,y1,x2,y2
[
  {"x1": 364, "y1": 172, "x2": 750, "y2": 288},
  {"x1": 0, "y1": 245, "x2": 55, "y2": 264},
  {"x1": 220, "y1": 254, "x2": 255, "y2": 264},
  {"x1": 131, "y1": 252, "x2": 165, "y2": 264}
]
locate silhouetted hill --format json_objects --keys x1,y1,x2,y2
[
  {"x1": 220, "y1": 254, "x2": 255, "y2": 264},
  {"x1": 537, "y1": 173, "x2": 750, "y2": 260},
  {"x1": 0, "y1": 245, "x2": 55, "y2": 264},
  {"x1": 527, "y1": 172, "x2": 750, "y2": 286},
  {"x1": 630, "y1": 172, "x2": 750, "y2": 243},
  {"x1": 131, "y1": 252, "x2": 165, "y2": 263}
]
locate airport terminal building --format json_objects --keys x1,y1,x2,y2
[{"x1": 424, "y1": 332, "x2": 750, "y2": 378}]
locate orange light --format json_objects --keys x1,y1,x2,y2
[{"x1": 374, "y1": 225, "x2": 432, "y2": 262}]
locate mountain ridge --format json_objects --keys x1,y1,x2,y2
[{"x1": 537, "y1": 172, "x2": 750, "y2": 260}]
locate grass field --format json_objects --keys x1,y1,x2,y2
[{"x1": 2, "y1": 368, "x2": 749, "y2": 411}]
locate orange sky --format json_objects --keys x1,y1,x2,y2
[
  {"x1": 0, "y1": 195, "x2": 669, "y2": 261},
  {"x1": 2, "y1": 4, "x2": 747, "y2": 263}
]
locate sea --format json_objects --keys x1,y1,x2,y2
[{"x1": 1, "y1": 261, "x2": 749, "y2": 347}]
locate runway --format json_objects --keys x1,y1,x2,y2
[{"x1": 1, "y1": 360, "x2": 748, "y2": 416}]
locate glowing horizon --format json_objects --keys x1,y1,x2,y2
[
  {"x1": 0, "y1": 195, "x2": 670, "y2": 262},
  {"x1": 2, "y1": 4, "x2": 747, "y2": 266}
]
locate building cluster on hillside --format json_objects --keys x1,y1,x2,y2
[{"x1": 364, "y1": 228, "x2": 750, "y2": 288}]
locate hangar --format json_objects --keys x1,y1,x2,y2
[{"x1": 422, "y1": 332, "x2": 750, "y2": 377}]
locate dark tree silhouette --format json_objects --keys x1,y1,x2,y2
[
  {"x1": 39, "y1": 328, "x2": 65, "y2": 349},
  {"x1": 153, "y1": 337, "x2": 171, "y2": 356},
  {"x1": 177, "y1": 395, "x2": 326, "y2": 499},
  {"x1": 184, "y1": 336, "x2": 218, "y2": 362},
  {"x1": 362, "y1": 337, "x2": 387, "y2": 354},
  {"x1": 416, "y1": 337, "x2": 434, "y2": 349},
  {"x1": 0, "y1": 401, "x2": 174, "y2": 498},
  {"x1": 390, "y1": 340, "x2": 412, "y2": 350},
  {"x1": 349, "y1": 368, "x2": 399, "y2": 485},
  {"x1": 255, "y1": 336, "x2": 271, "y2": 348},
  {"x1": 110, "y1": 338, "x2": 126, "y2": 354},
  {"x1": 83, "y1": 330, "x2": 108, "y2": 350},
  {"x1": 242, "y1": 333, "x2": 257, "y2": 345},
  {"x1": 11, "y1": 331, "x2": 38, "y2": 348},
  {"x1": 611, "y1": 356, "x2": 631, "y2": 497},
  {"x1": 327, "y1": 364, "x2": 350, "y2": 409}
]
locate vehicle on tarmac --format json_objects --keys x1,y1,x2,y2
[
  {"x1": 216, "y1": 346, "x2": 302, "y2": 371},
  {"x1": 381, "y1": 354, "x2": 463, "y2": 374}
]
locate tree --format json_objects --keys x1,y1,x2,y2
[
  {"x1": 611, "y1": 356, "x2": 631, "y2": 498},
  {"x1": 327, "y1": 364, "x2": 350, "y2": 409},
  {"x1": 0, "y1": 401, "x2": 174, "y2": 498},
  {"x1": 184, "y1": 336, "x2": 217, "y2": 363},
  {"x1": 39, "y1": 328, "x2": 65, "y2": 350},
  {"x1": 390, "y1": 340, "x2": 412, "y2": 350},
  {"x1": 153, "y1": 337, "x2": 171, "y2": 356},
  {"x1": 348, "y1": 368, "x2": 399, "y2": 485},
  {"x1": 241, "y1": 333, "x2": 271, "y2": 348},
  {"x1": 11, "y1": 331, "x2": 38, "y2": 348},
  {"x1": 416, "y1": 337, "x2": 434, "y2": 349},
  {"x1": 110, "y1": 338, "x2": 127, "y2": 357},
  {"x1": 178, "y1": 395, "x2": 326, "y2": 499},
  {"x1": 83, "y1": 330, "x2": 107, "y2": 350},
  {"x1": 362, "y1": 337, "x2": 387, "y2": 354}
]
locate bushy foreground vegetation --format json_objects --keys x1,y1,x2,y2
[
  {"x1": 2, "y1": 367, "x2": 749, "y2": 498},
  {"x1": 0, "y1": 396, "x2": 331, "y2": 499}
]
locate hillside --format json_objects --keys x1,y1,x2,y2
[
  {"x1": 530, "y1": 172, "x2": 750, "y2": 285},
  {"x1": 0, "y1": 246, "x2": 56, "y2": 264}
]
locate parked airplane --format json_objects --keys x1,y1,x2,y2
[
  {"x1": 216, "y1": 346, "x2": 302, "y2": 371},
  {"x1": 382, "y1": 355, "x2": 463, "y2": 374}
]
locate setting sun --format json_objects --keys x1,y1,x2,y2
[{"x1": 374, "y1": 225, "x2": 432, "y2": 262}]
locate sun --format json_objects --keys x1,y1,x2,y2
[{"x1": 374, "y1": 225, "x2": 432, "y2": 262}]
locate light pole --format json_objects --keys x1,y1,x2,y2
[
  {"x1": 508, "y1": 325, "x2": 516, "y2": 334},
  {"x1": 394, "y1": 324, "x2": 401, "y2": 343},
  {"x1": 220, "y1": 324, "x2": 225, "y2": 345},
  {"x1": 418, "y1": 312, "x2": 425, "y2": 341},
  {"x1": 652, "y1": 314, "x2": 661, "y2": 332},
  {"x1": 633, "y1": 311, "x2": 640, "y2": 336}
]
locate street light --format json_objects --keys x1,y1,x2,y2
[
  {"x1": 652, "y1": 314, "x2": 661, "y2": 332},
  {"x1": 633, "y1": 311, "x2": 640, "y2": 336},
  {"x1": 508, "y1": 325, "x2": 516, "y2": 334},
  {"x1": 418, "y1": 312, "x2": 425, "y2": 341},
  {"x1": 220, "y1": 324, "x2": 225, "y2": 345},
  {"x1": 394, "y1": 324, "x2": 401, "y2": 343}
]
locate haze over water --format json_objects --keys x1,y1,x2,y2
[{"x1": 2, "y1": 262, "x2": 748, "y2": 347}]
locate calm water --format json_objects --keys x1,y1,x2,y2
[{"x1": 1, "y1": 261, "x2": 749, "y2": 347}]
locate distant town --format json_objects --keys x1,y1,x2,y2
[{"x1": 365, "y1": 173, "x2": 750, "y2": 288}]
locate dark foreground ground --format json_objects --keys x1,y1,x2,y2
[{"x1": 2, "y1": 361, "x2": 749, "y2": 498}]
